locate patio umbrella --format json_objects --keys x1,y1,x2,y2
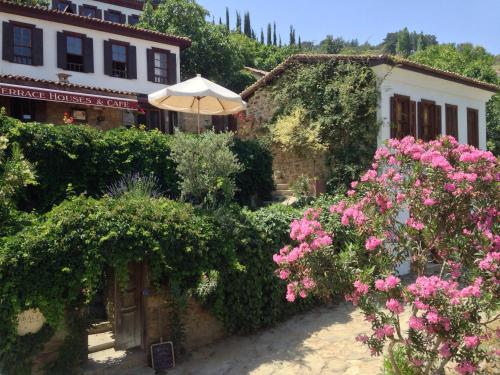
[{"x1": 148, "y1": 74, "x2": 247, "y2": 134}]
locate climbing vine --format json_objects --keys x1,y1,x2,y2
[{"x1": 270, "y1": 60, "x2": 380, "y2": 191}]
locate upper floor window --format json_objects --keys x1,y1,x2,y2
[
  {"x1": 79, "y1": 4, "x2": 101, "y2": 19},
  {"x1": 112, "y1": 44, "x2": 127, "y2": 78},
  {"x1": 53, "y1": 0, "x2": 76, "y2": 13},
  {"x1": 2, "y1": 21, "x2": 43, "y2": 66},
  {"x1": 128, "y1": 14, "x2": 140, "y2": 26},
  {"x1": 13, "y1": 25, "x2": 32, "y2": 65},
  {"x1": 146, "y1": 48, "x2": 177, "y2": 85},
  {"x1": 104, "y1": 10, "x2": 125, "y2": 24},
  {"x1": 57, "y1": 31, "x2": 94, "y2": 73},
  {"x1": 104, "y1": 40, "x2": 137, "y2": 79},
  {"x1": 66, "y1": 35, "x2": 83, "y2": 72},
  {"x1": 153, "y1": 51, "x2": 167, "y2": 84}
]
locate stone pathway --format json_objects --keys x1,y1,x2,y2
[{"x1": 168, "y1": 303, "x2": 386, "y2": 375}]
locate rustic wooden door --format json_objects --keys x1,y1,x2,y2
[{"x1": 114, "y1": 262, "x2": 143, "y2": 350}]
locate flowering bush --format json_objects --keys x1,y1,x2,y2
[{"x1": 275, "y1": 136, "x2": 499, "y2": 374}]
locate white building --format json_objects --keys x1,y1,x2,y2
[
  {"x1": 241, "y1": 54, "x2": 498, "y2": 150},
  {"x1": 0, "y1": 0, "x2": 190, "y2": 131}
]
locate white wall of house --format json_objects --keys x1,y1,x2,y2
[
  {"x1": 373, "y1": 64, "x2": 495, "y2": 150},
  {"x1": 0, "y1": 13, "x2": 180, "y2": 95}
]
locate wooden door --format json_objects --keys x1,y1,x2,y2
[{"x1": 114, "y1": 262, "x2": 143, "y2": 350}]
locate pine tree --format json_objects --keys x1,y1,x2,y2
[
  {"x1": 225, "y1": 7, "x2": 230, "y2": 31},
  {"x1": 260, "y1": 28, "x2": 265, "y2": 44},
  {"x1": 273, "y1": 22, "x2": 277, "y2": 46},
  {"x1": 267, "y1": 23, "x2": 272, "y2": 46},
  {"x1": 235, "y1": 11, "x2": 241, "y2": 33},
  {"x1": 243, "y1": 12, "x2": 252, "y2": 37}
]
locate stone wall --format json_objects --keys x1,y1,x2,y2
[
  {"x1": 237, "y1": 87, "x2": 328, "y2": 192},
  {"x1": 143, "y1": 287, "x2": 225, "y2": 357}
]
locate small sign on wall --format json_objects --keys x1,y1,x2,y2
[
  {"x1": 151, "y1": 341, "x2": 175, "y2": 370},
  {"x1": 71, "y1": 109, "x2": 87, "y2": 122},
  {"x1": 17, "y1": 308, "x2": 45, "y2": 336}
]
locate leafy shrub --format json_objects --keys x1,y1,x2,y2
[
  {"x1": 170, "y1": 131, "x2": 242, "y2": 207},
  {"x1": 276, "y1": 136, "x2": 499, "y2": 374},
  {"x1": 0, "y1": 113, "x2": 274, "y2": 210},
  {"x1": 231, "y1": 138, "x2": 274, "y2": 206}
]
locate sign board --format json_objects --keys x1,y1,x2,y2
[
  {"x1": 0, "y1": 83, "x2": 138, "y2": 110},
  {"x1": 151, "y1": 341, "x2": 175, "y2": 370}
]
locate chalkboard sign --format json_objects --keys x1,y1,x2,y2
[{"x1": 151, "y1": 341, "x2": 175, "y2": 370}]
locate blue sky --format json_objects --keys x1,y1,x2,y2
[{"x1": 197, "y1": 0, "x2": 500, "y2": 54}]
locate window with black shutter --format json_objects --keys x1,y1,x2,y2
[
  {"x1": 445, "y1": 104, "x2": 458, "y2": 140},
  {"x1": 389, "y1": 94, "x2": 416, "y2": 139},
  {"x1": 467, "y1": 108, "x2": 479, "y2": 148},
  {"x1": 3, "y1": 22, "x2": 43, "y2": 66},
  {"x1": 104, "y1": 10, "x2": 125, "y2": 24},
  {"x1": 57, "y1": 31, "x2": 93, "y2": 73},
  {"x1": 167, "y1": 52, "x2": 177, "y2": 84},
  {"x1": 147, "y1": 48, "x2": 168, "y2": 84}
]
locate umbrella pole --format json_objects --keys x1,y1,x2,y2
[{"x1": 197, "y1": 98, "x2": 200, "y2": 134}]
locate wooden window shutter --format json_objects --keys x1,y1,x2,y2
[
  {"x1": 467, "y1": 108, "x2": 479, "y2": 148},
  {"x1": 56, "y1": 31, "x2": 66, "y2": 69},
  {"x1": 390, "y1": 96, "x2": 396, "y2": 138},
  {"x1": 120, "y1": 13, "x2": 127, "y2": 24},
  {"x1": 96, "y1": 9, "x2": 102, "y2": 19},
  {"x1": 2, "y1": 22, "x2": 14, "y2": 62},
  {"x1": 127, "y1": 45, "x2": 137, "y2": 79},
  {"x1": 103, "y1": 40, "x2": 112, "y2": 75},
  {"x1": 167, "y1": 52, "x2": 177, "y2": 84},
  {"x1": 445, "y1": 104, "x2": 458, "y2": 139},
  {"x1": 409, "y1": 100, "x2": 416, "y2": 137},
  {"x1": 434, "y1": 105, "x2": 442, "y2": 139},
  {"x1": 78, "y1": 5, "x2": 83, "y2": 15},
  {"x1": 146, "y1": 48, "x2": 154, "y2": 82},
  {"x1": 70, "y1": 3, "x2": 77, "y2": 14},
  {"x1": 417, "y1": 101, "x2": 423, "y2": 140},
  {"x1": 83, "y1": 37, "x2": 94, "y2": 73},
  {"x1": 32, "y1": 27, "x2": 43, "y2": 66},
  {"x1": 103, "y1": 10, "x2": 110, "y2": 21}
]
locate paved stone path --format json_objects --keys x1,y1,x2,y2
[{"x1": 169, "y1": 303, "x2": 386, "y2": 375}]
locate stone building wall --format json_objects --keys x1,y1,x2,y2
[
  {"x1": 237, "y1": 86, "x2": 328, "y2": 193},
  {"x1": 143, "y1": 287, "x2": 225, "y2": 356}
]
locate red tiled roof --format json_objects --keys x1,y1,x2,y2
[
  {"x1": 0, "y1": 73, "x2": 136, "y2": 96},
  {"x1": 0, "y1": 0, "x2": 191, "y2": 48},
  {"x1": 241, "y1": 54, "x2": 500, "y2": 99}
]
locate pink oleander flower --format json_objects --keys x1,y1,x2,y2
[
  {"x1": 426, "y1": 311, "x2": 440, "y2": 324},
  {"x1": 355, "y1": 334, "x2": 369, "y2": 343},
  {"x1": 365, "y1": 236, "x2": 383, "y2": 251},
  {"x1": 279, "y1": 269, "x2": 290, "y2": 280},
  {"x1": 444, "y1": 183, "x2": 456, "y2": 192},
  {"x1": 354, "y1": 280, "x2": 369, "y2": 295},
  {"x1": 375, "y1": 279, "x2": 386, "y2": 291},
  {"x1": 439, "y1": 342, "x2": 452, "y2": 358},
  {"x1": 409, "y1": 316, "x2": 425, "y2": 331},
  {"x1": 385, "y1": 275, "x2": 401, "y2": 289},
  {"x1": 383, "y1": 324, "x2": 394, "y2": 337},
  {"x1": 463, "y1": 335, "x2": 480, "y2": 349},
  {"x1": 456, "y1": 361, "x2": 477, "y2": 375},
  {"x1": 407, "y1": 217, "x2": 425, "y2": 230},
  {"x1": 386, "y1": 298, "x2": 404, "y2": 314},
  {"x1": 423, "y1": 198, "x2": 437, "y2": 206}
]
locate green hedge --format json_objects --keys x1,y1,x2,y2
[
  {"x1": 0, "y1": 114, "x2": 273, "y2": 211},
  {"x1": 0, "y1": 193, "x2": 309, "y2": 373}
]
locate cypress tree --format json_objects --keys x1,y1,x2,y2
[
  {"x1": 278, "y1": 35, "x2": 282, "y2": 47},
  {"x1": 267, "y1": 23, "x2": 272, "y2": 45},
  {"x1": 225, "y1": 7, "x2": 230, "y2": 31},
  {"x1": 260, "y1": 28, "x2": 264, "y2": 44},
  {"x1": 273, "y1": 22, "x2": 277, "y2": 46},
  {"x1": 219, "y1": 17, "x2": 222, "y2": 25},
  {"x1": 243, "y1": 12, "x2": 252, "y2": 37},
  {"x1": 289, "y1": 25, "x2": 296, "y2": 45},
  {"x1": 236, "y1": 11, "x2": 241, "y2": 33},
  {"x1": 298, "y1": 36, "x2": 301, "y2": 48}
]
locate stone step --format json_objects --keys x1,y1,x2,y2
[
  {"x1": 272, "y1": 189, "x2": 293, "y2": 197},
  {"x1": 276, "y1": 183, "x2": 289, "y2": 190},
  {"x1": 84, "y1": 347, "x2": 150, "y2": 375},
  {"x1": 89, "y1": 321, "x2": 112, "y2": 335},
  {"x1": 88, "y1": 331, "x2": 115, "y2": 354}
]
